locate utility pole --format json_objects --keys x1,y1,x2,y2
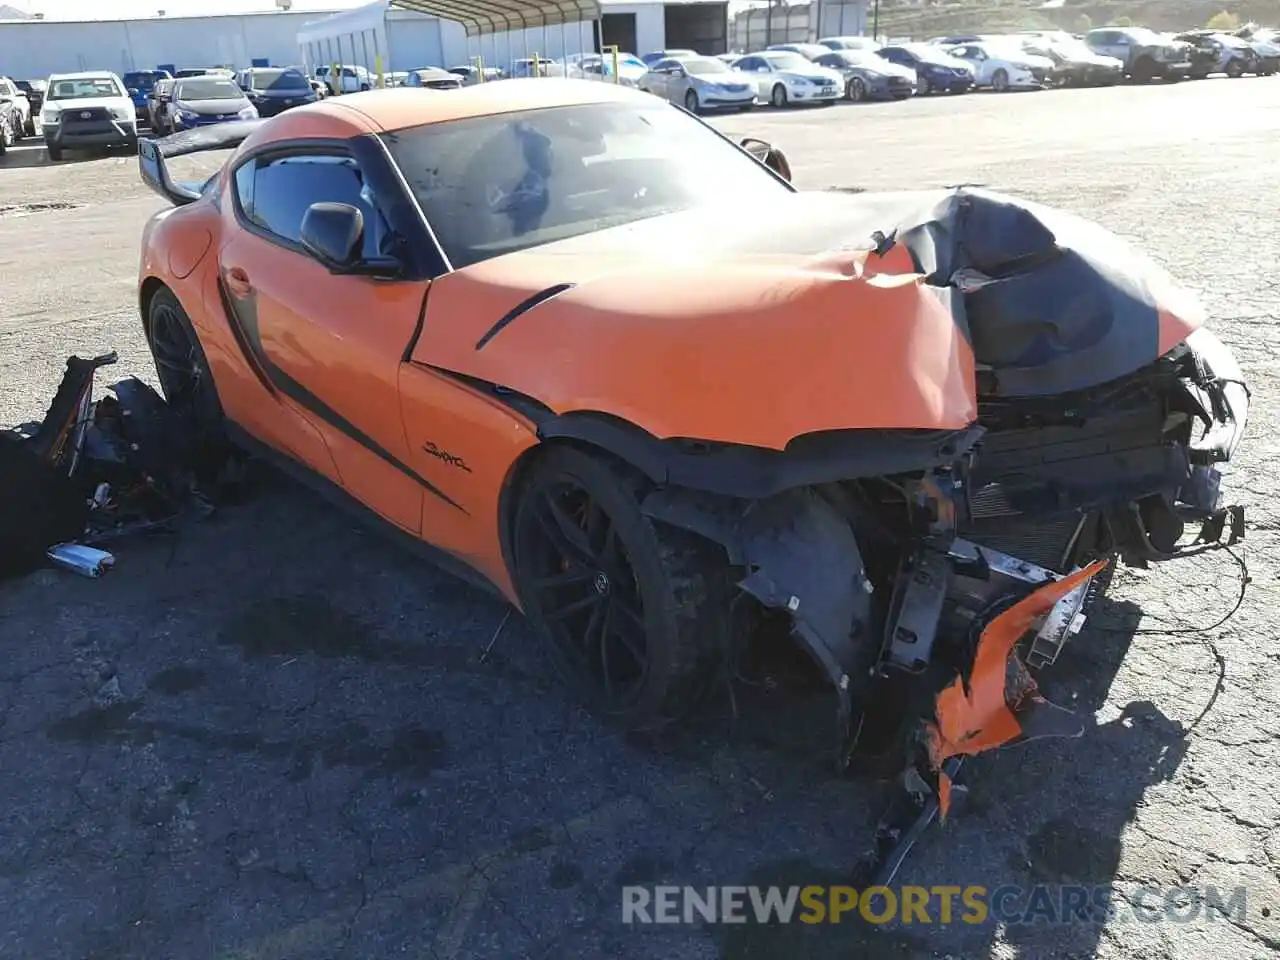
[{"x1": 872, "y1": 0, "x2": 879, "y2": 40}]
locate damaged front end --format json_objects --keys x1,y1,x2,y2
[{"x1": 641, "y1": 188, "x2": 1249, "y2": 881}]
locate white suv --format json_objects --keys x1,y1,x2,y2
[
  {"x1": 314, "y1": 64, "x2": 373, "y2": 94},
  {"x1": 43, "y1": 71, "x2": 137, "y2": 161}
]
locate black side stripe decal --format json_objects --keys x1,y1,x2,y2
[
  {"x1": 216, "y1": 277, "x2": 466, "y2": 513},
  {"x1": 474, "y1": 283, "x2": 575, "y2": 351}
]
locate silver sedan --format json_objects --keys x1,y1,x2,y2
[{"x1": 638, "y1": 55, "x2": 757, "y2": 113}]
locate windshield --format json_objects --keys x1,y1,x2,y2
[
  {"x1": 1124, "y1": 28, "x2": 1163, "y2": 44},
  {"x1": 177, "y1": 79, "x2": 243, "y2": 100},
  {"x1": 907, "y1": 45, "x2": 957, "y2": 64},
  {"x1": 383, "y1": 101, "x2": 789, "y2": 270},
  {"x1": 684, "y1": 58, "x2": 730, "y2": 75},
  {"x1": 123, "y1": 71, "x2": 164, "y2": 91},
  {"x1": 247, "y1": 69, "x2": 309, "y2": 90},
  {"x1": 49, "y1": 77, "x2": 124, "y2": 100},
  {"x1": 763, "y1": 52, "x2": 809, "y2": 70}
]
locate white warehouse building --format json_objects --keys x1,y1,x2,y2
[
  {"x1": 0, "y1": 0, "x2": 734, "y2": 82},
  {"x1": 297, "y1": 0, "x2": 732, "y2": 77}
]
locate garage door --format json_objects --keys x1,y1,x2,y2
[
  {"x1": 663, "y1": 2, "x2": 728, "y2": 55},
  {"x1": 600, "y1": 12, "x2": 637, "y2": 54}
]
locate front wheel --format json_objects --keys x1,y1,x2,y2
[
  {"x1": 1226, "y1": 59, "x2": 1244, "y2": 77},
  {"x1": 847, "y1": 77, "x2": 866, "y2": 101},
  {"x1": 510, "y1": 446, "x2": 730, "y2": 730},
  {"x1": 770, "y1": 83, "x2": 788, "y2": 107},
  {"x1": 683, "y1": 88, "x2": 699, "y2": 113},
  {"x1": 992, "y1": 68, "x2": 1009, "y2": 92},
  {"x1": 917, "y1": 75, "x2": 931, "y2": 95}
]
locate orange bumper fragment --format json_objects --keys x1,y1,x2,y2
[{"x1": 926, "y1": 559, "x2": 1111, "y2": 818}]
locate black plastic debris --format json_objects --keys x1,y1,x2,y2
[{"x1": 1, "y1": 351, "x2": 233, "y2": 580}]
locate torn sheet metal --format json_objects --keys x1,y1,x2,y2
[{"x1": 925, "y1": 558, "x2": 1110, "y2": 817}]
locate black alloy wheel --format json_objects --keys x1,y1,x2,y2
[
  {"x1": 148, "y1": 287, "x2": 223, "y2": 438},
  {"x1": 511, "y1": 447, "x2": 728, "y2": 730},
  {"x1": 848, "y1": 77, "x2": 866, "y2": 101}
]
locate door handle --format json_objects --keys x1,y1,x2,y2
[{"x1": 224, "y1": 266, "x2": 252, "y2": 298}]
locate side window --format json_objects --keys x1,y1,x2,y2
[
  {"x1": 234, "y1": 161, "x2": 255, "y2": 220},
  {"x1": 342, "y1": 68, "x2": 356, "y2": 78},
  {"x1": 235, "y1": 153, "x2": 391, "y2": 259}
]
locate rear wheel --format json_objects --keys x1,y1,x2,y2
[
  {"x1": 770, "y1": 83, "x2": 788, "y2": 107},
  {"x1": 147, "y1": 287, "x2": 225, "y2": 442},
  {"x1": 511, "y1": 446, "x2": 730, "y2": 731}
]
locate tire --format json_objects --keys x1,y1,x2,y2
[
  {"x1": 683, "y1": 88, "x2": 699, "y2": 113},
  {"x1": 1132, "y1": 56, "x2": 1156, "y2": 83},
  {"x1": 1226, "y1": 59, "x2": 1243, "y2": 78},
  {"x1": 992, "y1": 68, "x2": 1009, "y2": 92},
  {"x1": 24, "y1": 114, "x2": 37, "y2": 138},
  {"x1": 510, "y1": 445, "x2": 731, "y2": 731},
  {"x1": 847, "y1": 77, "x2": 866, "y2": 101},
  {"x1": 45, "y1": 143, "x2": 61, "y2": 162},
  {"x1": 917, "y1": 74, "x2": 931, "y2": 96},
  {"x1": 0, "y1": 120, "x2": 9, "y2": 155},
  {"x1": 770, "y1": 83, "x2": 787, "y2": 108},
  {"x1": 146, "y1": 286, "x2": 226, "y2": 458}
]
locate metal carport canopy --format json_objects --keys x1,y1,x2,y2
[{"x1": 390, "y1": 0, "x2": 601, "y2": 38}]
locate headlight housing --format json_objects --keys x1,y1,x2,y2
[
  {"x1": 111, "y1": 107, "x2": 132, "y2": 121},
  {"x1": 238, "y1": 106, "x2": 258, "y2": 119},
  {"x1": 41, "y1": 107, "x2": 60, "y2": 124}
]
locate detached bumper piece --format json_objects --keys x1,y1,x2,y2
[{"x1": 1, "y1": 352, "x2": 234, "y2": 582}]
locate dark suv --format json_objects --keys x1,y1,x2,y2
[{"x1": 1085, "y1": 27, "x2": 1193, "y2": 81}]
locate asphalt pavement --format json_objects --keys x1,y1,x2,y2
[{"x1": 1, "y1": 77, "x2": 1278, "y2": 960}]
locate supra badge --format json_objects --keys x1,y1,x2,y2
[{"x1": 422, "y1": 441, "x2": 471, "y2": 473}]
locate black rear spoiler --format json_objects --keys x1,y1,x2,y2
[{"x1": 138, "y1": 119, "x2": 265, "y2": 206}]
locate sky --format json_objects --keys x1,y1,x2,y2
[{"x1": 7, "y1": 0, "x2": 365, "y2": 19}]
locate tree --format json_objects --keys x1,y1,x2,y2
[{"x1": 1205, "y1": 11, "x2": 1240, "y2": 30}]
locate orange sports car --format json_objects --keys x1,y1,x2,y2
[{"x1": 137, "y1": 79, "x2": 1247, "y2": 844}]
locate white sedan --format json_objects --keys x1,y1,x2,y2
[
  {"x1": 730, "y1": 51, "x2": 844, "y2": 107},
  {"x1": 946, "y1": 41, "x2": 1055, "y2": 90}
]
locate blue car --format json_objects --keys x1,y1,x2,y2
[{"x1": 122, "y1": 69, "x2": 172, "y2": 123}]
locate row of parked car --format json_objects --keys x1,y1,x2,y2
[
  {"x1": 3, "y1": 22, "x2": 1276, "y2": 158},
  {"x1": 625, "y1": 25, "x2": 1280, "y2": 112}
]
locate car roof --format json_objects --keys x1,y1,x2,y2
[
  {"x1": 49, "y1": 71, "x2": 119, "y2": 81},
  {"x1": 238, "y1": 77, "x2": 652, "y2": 146}
]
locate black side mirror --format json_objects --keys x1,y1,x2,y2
[
  {"x1": 740, "y1": 138, "x2": 792, "y2": 183},
  {"x1": 301, "y1": 202, "x2": 364, "y2": 270},
  {"x1": 300, "y1": 201, "x2": 402, "y2": 278}
]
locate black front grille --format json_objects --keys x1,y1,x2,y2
[
  {"x1": 63, "y1": 106, "x2": 110, "y2": 124},
  {"x1": 424, "y1": 80, "x2": 461, "y2": 90}
]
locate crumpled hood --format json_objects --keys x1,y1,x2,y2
[{"x1": 411, "y1": 190, "x2": 1206, "y2": 450}]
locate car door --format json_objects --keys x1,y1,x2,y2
[
  {"x1": 649, "y1": 59, "x2": 677, "y2": 98},
  {"x1": 953, "y1": 46, "x2": 989, "y2": 83},
  {"x1": 219, "y1": 147, "x2": 431, "y2": 533},
  {"x1": 735, "y1": 56, "x2": 770, "y2": 98}
]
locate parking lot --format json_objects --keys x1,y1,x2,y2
[{"x1": 2, "y1": 77, "x2": 1279, "y2": 960}]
